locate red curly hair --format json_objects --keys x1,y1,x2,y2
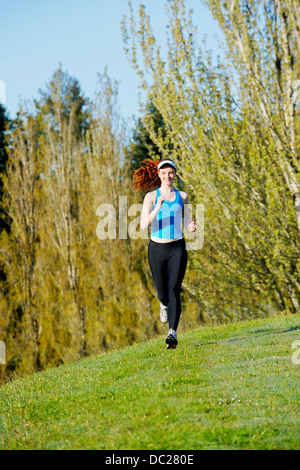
[{"x1": 132, "y1": 158, "x2": 176, "y2": 191}]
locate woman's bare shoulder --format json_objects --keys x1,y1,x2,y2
[
  {"x1": 179, "y1": 190, "x2": 189, "y2": 202},
  {"x1": 144, "y1": 190, "x2": 157, "y2": 204}
]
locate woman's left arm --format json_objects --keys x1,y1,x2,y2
[{"x1": 180, "y1": 191, "x2": 197, "y2": 232}]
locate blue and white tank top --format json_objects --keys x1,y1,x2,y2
[{"x1": 151, "y1": 188, "x2": 184, "y2": 239}]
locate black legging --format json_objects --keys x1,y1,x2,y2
[{"x1": 148, "y1": 238, "x2": 188, "y2": 331}]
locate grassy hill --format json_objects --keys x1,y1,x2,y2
[{"x1": 0, "y1": 313, "x2": 299, "y2": 450}]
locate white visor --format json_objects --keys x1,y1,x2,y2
[{"x1": 157, "y1": 160, "x2": 176, "y2": 170}]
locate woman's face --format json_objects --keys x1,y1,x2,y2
[{"x1": 158, "y1": 166, "x2": 176, "y2": 185}]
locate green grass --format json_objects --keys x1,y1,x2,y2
[{"x1": 0, "y1": 313, "x2": 300, "y2": 449}]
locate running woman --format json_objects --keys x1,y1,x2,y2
[{"x1": 132, "y1": 158, "x2": 196, "y2": 349}]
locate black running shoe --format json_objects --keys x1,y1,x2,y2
[{"x1": 166, "y1": 329, "x2": 178, "y2": 349}]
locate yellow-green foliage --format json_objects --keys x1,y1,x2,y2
[
  {"x1": 122, "y1": 0, "x2": 300, "y2": 321},
  {"x1": 0, "y1": 71, "x2": 178, "y2": 382}
]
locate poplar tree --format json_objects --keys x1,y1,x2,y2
[
  {"x1": 122, "y1": 0, "x2": 300, "y2": 318},
  {"x1": 0, "y1": 111, "x2": 43, "y2": 374},
  {"x1": 0, "y1": 69, "x2": 171, "y2": 381},
  {"x1": 206, "y1": 0, "x2": 300, "y2": 233},
  {"x1": 0, "y1": 104, "x2": 10, "y2": 233}
]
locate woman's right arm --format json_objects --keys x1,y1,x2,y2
[{"x1": 140, "y1": 192, "x2": 164, "y2": 230}]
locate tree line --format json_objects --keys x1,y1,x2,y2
[
  {"x1": 0, "y1": 68, "x2": 200, "y2": 382},
  {"x1": 1, "y1": 0, "x2": 300, "y2": 381},
  {"x1": 122, "y1": 0, "x2": 300, "y2": 316}
]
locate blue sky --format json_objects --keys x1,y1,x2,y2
[{"x1": 0, "y1": 0, "x2": 222, "y2": 125}]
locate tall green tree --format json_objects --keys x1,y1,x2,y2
[
  {"x1": 35, "y1": 65, "x2": 91, "y2": 141},
  {"x1": 128, "y1": 99, "x2": 185, "y2": 194},
  {"x1": 129, "y1": 101, "x2": 172, "y2": 170},
  {"x1": 0, "y1": 111, "x2": 44, "y2": 374},
  {"x1": 0, "y1": 104, "x2": 9, "y2": 176},
  {"x1": 122, "y1": 0, "x2": 300, "y2": 318},
  {"x1": 0, "y1": 104, "x2": 10, "y2": 233},
  {"x1": 1, "y1": 69, "x2": 180, "y2": 382},
  {"x1": 206, "y1": 0, "x2": 300, "y2": 235}
]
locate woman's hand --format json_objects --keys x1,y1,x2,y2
[
  {"x1": 187, "y1": 220, "x2": 197, "y2": 232},
  {"x1": 156, "y1": 195, "x2": 165, "y2": 209}
]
